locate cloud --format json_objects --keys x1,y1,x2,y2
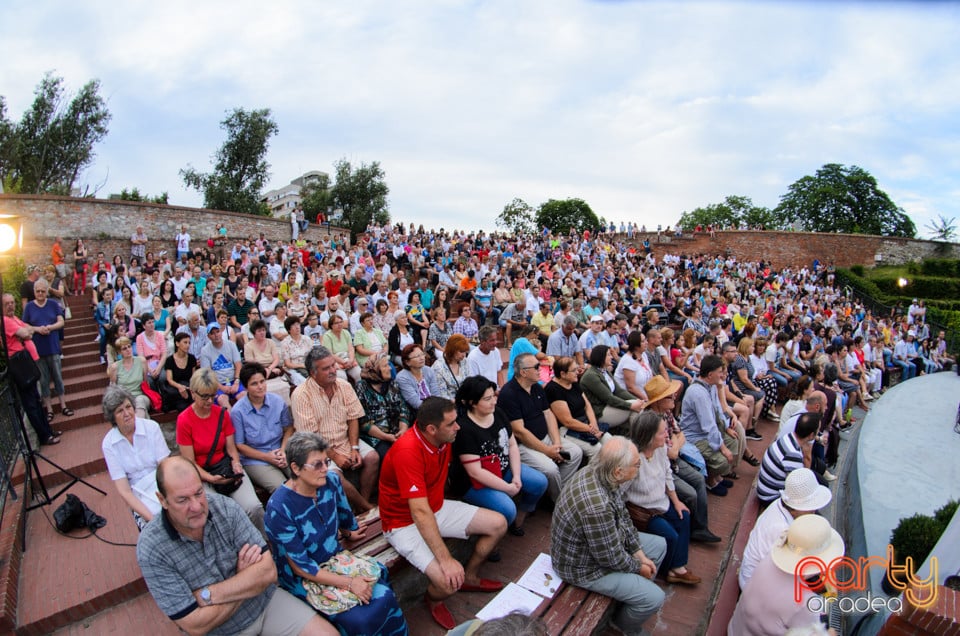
[{"x1": 2, "y1": 0, "x2": 959, "y2": 235}]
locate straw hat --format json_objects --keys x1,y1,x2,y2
[
  {"x1": 643, "y1": 375, "x2": 682, "y2": 408},
  {"x1": 780, "y1": 468, "x2": 832, "y2": 511},
  {"x1": 771, "y1": 515, "x2": 844, "y2": 577}
]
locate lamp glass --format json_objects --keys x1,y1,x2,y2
[{"x1": 0, "y1": 224, "x2": 17, "y2": 253}]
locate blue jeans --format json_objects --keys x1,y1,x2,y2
[
  {"x1": 578, "y1": 532, "x2": 667, "y2": 633},
  {"x1": 777, "y1": 365, "x2": 802, "y2": 381},
  {"x1": 769, "y1": 371, "x2": 790, "y2": 387},
  {"x1": 893, "y1": 359, "x2": 915, "y2": 380},
  {"x1": 667, "y1": 369, "x2": 689, "y2": 390},
  {"x1": 462, "y1": 465, "x2": 548, "y2": 525},
  {"x1": 646, "y1": 506, "x2": 691, "y2": 575}
]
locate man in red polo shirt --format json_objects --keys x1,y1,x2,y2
[{"x1": 379, "y1": 396, "x2": 506, "y2": 630}]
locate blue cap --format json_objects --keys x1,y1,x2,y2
[{"x1": 206, "y1": 323, "x2": 221, "y2": 334}]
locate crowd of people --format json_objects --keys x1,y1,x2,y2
[{"x1": 14, "y1": 218, "x2": 951, "y2": 635}]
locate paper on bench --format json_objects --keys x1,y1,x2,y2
[
  {"x1": 475, "y1": 582, "x2": 543, "y2": 621},
  {"x1": 515, "y1": 553, "x2": 560, "y2": 598}
]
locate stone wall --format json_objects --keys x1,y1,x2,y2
[{"x1": 0, "y1": 194, "x2": 349, "y2": 266}]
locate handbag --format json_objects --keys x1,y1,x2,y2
[
  {"x1": 8, "y1": 349, "x2": 41, "y2": 389},
  {"x1": 625, "y1": 502, "x2": 658, "y2": 532},
  {"x1": 303, "y1": 550, "x2": 382, "y2": 615},
  {"x1": 567, "y1": 418, "x2": 609, "y2": 445},
  {"x1": 463, "y1": 454, "x2": 503, "y2": 489},
  {"x1": 140, "y1": 381, "x2": 162, "y2": 412},
  {"x1": 203, "y1": 409, "x2": 243, "y2": 495}
]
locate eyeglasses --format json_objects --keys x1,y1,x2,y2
[
  {"x1": 195, "y1": 392, "x2": 217, "y2": 401},
  {"x1": 520, "y1": 365, "x2": 539, "y2": 371},
  {"x1": 302, "y1": 458, "x2": 332, "y2": 471}
]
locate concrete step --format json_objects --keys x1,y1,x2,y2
[{"x1": 49, "y1": 593, "x2": 179, "y2": 636}]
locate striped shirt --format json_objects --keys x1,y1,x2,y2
[
  {"x1": 756, "y1": 433, "x2": 804, "y2": 503},
  {"x1": 291, "y1": 377, "x2": 364, "y2": 456}
]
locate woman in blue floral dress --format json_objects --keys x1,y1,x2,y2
[{"x1": 265, "y1": 432, "x2": 407, "y2": 636}]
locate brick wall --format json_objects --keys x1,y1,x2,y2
[
  {"x1": 878, "y1": 585, "x2": 960, "y2": 635},
  {"x1": 642, "y1": 230, "x2": 960, "y2": 269},
  {"x1": 0, "y1": 194, "x2": 350, "y2": 266}
]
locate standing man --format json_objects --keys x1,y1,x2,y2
[
  {"x1": 3, "y1": 293, "x2": 61, "y2": 445},
  {"x1": 51, "y1": 237, "x2": 68, "y2": 281},
  {"x1": 499, "y1": 352, "x2": 583, "y2": 502},
  {"x1": 22, "y1": 279, "x2": 72, "y2": 419},
  {"x1": 131, "y1": 225, "x2": 148, "y2": 262},
  {"x1": 551, "y1": 437, "x2": 666, "y2": 635},
  {"x1": 291, "y1": 346, "x2": 378, "y2": 513},
  {"x1": 378, "y1": 396, "x2": 506, "y2": 629},
  {"x1": 175, "y1": 224, "x2": 191, "y2": 261},
  {"x1": 136, "y1": 457, "x2": 335, "y2": 636}
]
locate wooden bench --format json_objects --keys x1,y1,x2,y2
[{"x1": 345, "y1": 509, "x2": 615, "y2": 634}]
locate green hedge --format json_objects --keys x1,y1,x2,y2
[
  {"x1": 920, "y1": 258, "x2": 960, "y2": 277},
  {"x1": 872, "y1": 275, "x2": 960, "y2": 300}
]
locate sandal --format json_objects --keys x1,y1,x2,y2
[
  {"x1": 46, "y1": 411, "x2": 55, "y2": 421},
  {"x1": 61, "y1": 407, "x2": 74, "y2": 417},
  {"x1": 744, "y1": 453, "x2": 761, "y2": 467}
]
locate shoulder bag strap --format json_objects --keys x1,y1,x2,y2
[{"x1": 204, "y1": 408, "x2": 226, "y2": 470}]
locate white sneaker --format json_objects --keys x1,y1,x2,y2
[
  {"x1": 823, "y1": 470, "x2": 837, "y2": 482},
  {"x1": 864, "y1": 393, "x2": 874, "y2": 401}
]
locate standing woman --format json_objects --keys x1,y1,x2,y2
[
  {"x1": 73, "y1": 239, "x2": 89, "y2": 295},
  {"x1": 100, "y1": 386, "x2": 170, "y2": 529},
  {"x1": 163, "y1": 332, "x2": 197, "y2": 413},
  {"x1": 264, "y1": 432, "x2": 408, "y2": 635},
  {"x1": 452, "y1": 376, "x2": 547, "y2": 537},
  {"x1": 176, "y1": 367, "x2": 264, "y2": 532},
  {"x1": 431, "y1": 334, "x2": 470, "y2": 400}
]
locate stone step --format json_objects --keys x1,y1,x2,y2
[
  {"x1": 14, "y1": 472, "x2": 151, "y2": 636},
  {"x1": 10, "y1": 425, "x2": 108, "y2": 489}
]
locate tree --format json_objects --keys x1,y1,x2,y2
[
  {"x1": 330, "y1": 158, "x2": 390, "y2": 238},
  {"x1": 535, "y1": 198, "x2": 601, "y2": 235},
  {"x1": 298, "y1": 173, "x2": 333, "y2": 223},
  {"x1": 0, "y1": 73, "x2": 111, "y2": 194},
  {"x1": 118, "y1": 187, "x2": 168, "y2": 204},
  {"x1": 180, "y1": 107, "x2": 278, "y2": 215},
  {"x1": 775, "y1": 163, "x2": 916, "y2": 237},
  {"x1": 496, "y1": 198, "x2": 536, "y2": 235},
  {"x1": 677, "y1": 195, "x2": 779, "y2": 231},
  {"x1": 924, "y1": 215, "x2": 957, "y2": 242}
]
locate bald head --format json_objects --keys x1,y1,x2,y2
[
  {"x1": 156, "y1": 456, "x2": 202, "y2": 498},
  {"x1": 807, "y1": 391, "x2": 827, "y2": 412}
]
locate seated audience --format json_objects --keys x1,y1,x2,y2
[
  {"x1": 356, "y1": 353, "x2": 412, "y2": 462},
  {"x1": 545, "y1": 356, "x2": 612, "y2": 462},
  {"x1": 232, "y1": 362, "x2": 294, "y2": 494}
]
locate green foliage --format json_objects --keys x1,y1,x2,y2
[
  {"x1": 889, "y1": 499, "x2": 958, "y2": 574},
  {"x1": 298, "y1": 173, "x2": 333, "y2": 223},
  {"x1": 775, "y1": 163, "x2": 916, "y2": 237},
  {"x1": 330, "y1": 158, "x2": 390, "y2": 238},
  {"x1": 677, "y1": 195, "x2": 780, "y2": 231},
  {"x1": 118, "y1": 187, "x2": 168, "y2": 204},
  {"x1": 872, "y1": 275, "x2": 960, "y2": 300},
  {"x1": 535, "y1": 198, "x2": 601, "y2": 235},
  {"x1": 0, "y1": 258, "x2": 27, "y2": 311},
  {"x1": 924, "y1": 214, "x2": 957, "y2": 242},
  {"x1": 920, "y1": 259, "x2": 960, "y2": 277},
  {"x1": 0, "y1": 73, "x2": 111, "y2": 194},
  {"x1": 850, "y1": 264, "x2": 865, "y2": 277},
  {"x1": 180, "y1": 108, "x2": 278, "y2": 216},
  {"x1": 496, "y1": 198, "x2": 536, "y2": 235}
]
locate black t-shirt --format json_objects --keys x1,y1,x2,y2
[
  {"x1": 544, "y1": 380, "x2": 588, "y2": 421},
  {"x1": 498, "y1": 379, "x2": 550, "y2": 440},
  {"x1": 450, "y1": 408, "x2": 513, "y2": 496},
  {"x1": 19, "y1": 279, "x2": 35, "y2": 304}
]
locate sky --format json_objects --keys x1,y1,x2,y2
[{"x1": 2, "y1": 1, "x2": 959, "y2": 235}]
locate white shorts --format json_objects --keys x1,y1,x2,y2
[{"x1": 383, "y1": 499, "x2": 479, "y2": 573}]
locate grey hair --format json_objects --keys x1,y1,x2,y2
[
  {"x1": 393, "y1": 309, "x2": 407, "y2": 320},
  {"x1": 593, "y1": 436, "x2": 637, "y2": 487},
  {"x1": 624, "y1": 411, "x2": 663, "y2": 451},
  {"x1": 562, "y1": 315, "x2": 577, "y2": 328},
  {"x1": 285, "y1": 431, "x2": 330, "y2": 470},
  {"x1": 103, "y1": 385, "x2": 136, "y2": 426},
  {"x1": 304, "y1": 345, "x2": 333, "y2": 375},
  {"x1": 474, "y1": 613, "x2": 549, "y2": 636}
]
